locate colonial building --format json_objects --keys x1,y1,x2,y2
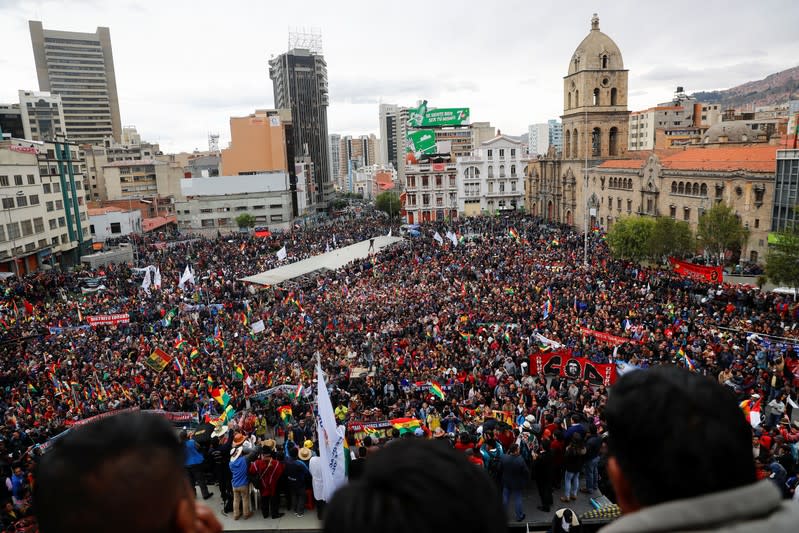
[
  {"x1": 402, "y1": 157, "x2": 457, "y2": 224},
  {"x1": 456, "y1": 135, "x2": 526, "y2": 217},
  {"x1": 527, "y1": 13, "x2": 630, "y2": 227},
  {"x1": 589, "y1": 144, "x2": 777, "y2": 262}
]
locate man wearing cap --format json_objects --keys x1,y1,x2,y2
[
  {"x1": 229, "y1": 433, "x2": 252, "y2": 520},
  {"x1": 284, "y1": 446, "x2": 311, "y2": 517}
]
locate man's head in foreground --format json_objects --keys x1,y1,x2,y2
[
  {"x1": 604, "y1": 366, "x2": 755, "y2": 512},
  {"x1": 35, "y1": 412, "x2": 221, "y2": 533},
  {"x1": 324, "y1": 438, "x2": 506, "y2": 533}
]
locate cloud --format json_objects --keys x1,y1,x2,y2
[
  {"x1": 633, "y1": 61, "x2": 788, "y2": 92},
  {"x1": 330, "y1": 78, "x2": 479, "y2": 105}
]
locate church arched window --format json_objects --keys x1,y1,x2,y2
[
  {"x1": 610, "y1": 88, "x2": 618, "y2": 106},
  {"x1": 593, "y1": 88, "x2": 600, "y2": 106},
  {"x1": 602, "y1": 55, "x2": 608, "y2": 69}
]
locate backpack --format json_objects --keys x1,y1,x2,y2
[{"x1": 487, "y1": 451, "x2": 502, "y2": 482}]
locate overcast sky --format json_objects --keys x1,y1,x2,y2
[{"x1": 1, "y1": 0, "x2": 797, "y2": 153}]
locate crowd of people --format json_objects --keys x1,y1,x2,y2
[{"x1": 1, "y1": 210, "x2": 798, "y2": 530}]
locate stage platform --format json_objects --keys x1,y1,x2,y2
[{"x1": 240, "y1": 236, "x2": 404, "y2": 286}]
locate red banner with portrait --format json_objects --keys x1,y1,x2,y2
[{"x1": 529, "y1": 350, "x2": 617, "y2": 386}]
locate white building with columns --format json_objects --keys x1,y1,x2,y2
[{"x1": 456, "y1": 135, "x2": 527, "y2": 217}]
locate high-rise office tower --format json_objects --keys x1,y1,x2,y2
[
  {"x1": 548, "y1": 119, "x2": 563, "y2": 154},
  {"x1": 269, "y1": 47, "x2": 332, "y2": 210},
  {"x1": 328, "y1": 133, "x2": 341, "y2": 189},
  {"x1": 378, "y1": 103, "x2": 407, "y2": 181},
  {"x1": 29, "y1": 21, "x2": 122, "y2": 145}
]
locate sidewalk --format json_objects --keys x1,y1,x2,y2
[{"x1": 207, "y1": 485, "x2": 601, "y2": 532}]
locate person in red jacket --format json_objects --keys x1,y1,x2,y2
[{"x1": 248, "y1": 446, "x2": 285, "y2": 519}]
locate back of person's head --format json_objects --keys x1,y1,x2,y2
[
  {"x1": 324, "y1": 439, "x2": 506, "y2": 533},
  {"x1": 363, "y1": 436, "x2": 373, "y2": 447},
  {"x1": 605, "y1": 366, "x2": 755, "y2": 509},
  {"x1": 358, "y1": 446, "x2": 367, "y2": 458},
  {"x1": 35, "y1": 412, "x2": 192, "y2": 533},
  {"x1": 289, "y1": 446, "x2": 299, "y2": 459}
]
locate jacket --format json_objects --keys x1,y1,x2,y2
[
  {"x1": 308, "y1": 456, "x2": 325, "y2": 500},
  {"x1": 499, "y1": 453, "x2": 529, "y2": 490},
  {"x1": 248, "y1": 458, "x2": 284, "y2": 496},
  {"x1": 598, "y1": 480, "x2": 799, "y2": 533}
]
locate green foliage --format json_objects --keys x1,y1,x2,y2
[
  {"x1": 330, "y1": 199, "x2": 348, "y2": 210},
  {"x1": 648, "y1": 217, "x2": 694, "y2": 260},
  {"x1": 235, "y1": 213, "x2": 256, "y2": 229},
  {"x1": 696, "y1": 203, "x2": 748, "y2": 260},
  {"x1": 375, "y1": 191, "x2": 401, "y2": 218},
  {"x1": 606, "y1": 216, "x2": 655, "y2": 261},
  {"x1": 766, "y1": 228, "x2": 799, "y2": 289}
]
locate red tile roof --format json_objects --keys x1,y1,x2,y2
[
  {"x1": 660, "y1": 145, "x2": 777, "y2": 172},
  {"x1": 598, "y1": 146, "x2": 777, "y2": 173},
  {"x1": 142, "y1": 216, "x2": 176, "y2": 232}
]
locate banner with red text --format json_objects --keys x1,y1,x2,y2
[
  {"x1": 668, "y1": 257, "x2": 723, "y2": 283},
  {"x1": 86, "y1": 313, "x2": 130, "y2": 327}
]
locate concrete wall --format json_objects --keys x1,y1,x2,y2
[{"x1": 221, "y1": 111, "x2": 289, "y2": 176}]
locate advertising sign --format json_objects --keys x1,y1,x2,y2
[
  {"x1": 406, "y1": 130, "x2": 437, "y2": 155},
  {"x1": 407, "y1": 101, "x2": 470, "y2": 127}
]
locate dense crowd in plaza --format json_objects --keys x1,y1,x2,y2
[{"x1": 1, "y1": 211, "x2": 798, "y2": 530}]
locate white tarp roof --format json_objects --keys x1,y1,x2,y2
[{"x1": 240, "y1": 235, "x2": 403, "y2": 286}]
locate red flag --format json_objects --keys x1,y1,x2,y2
[{"x1": 23, "y1": 300, "x2": 34, "y2": 315}]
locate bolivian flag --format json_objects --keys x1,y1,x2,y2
[
  {"x1": 232, "y1": 365, "x2": 244, "y2": 380},
  {"x1": 190, "y1": 348, "x2": 200, "y2": 360},
  {"x1": 391, "y1": 417, "x2": 421, "y2": 434},
  {"x1": 145, "y1": 348, "x2": 173, "y2": 373},
  {"x1": 508, "y1": 228, "x2": 520, "y2": 243},
  {"x1": 211, "y1": 387, "x2": 230, "y2": 407},
  {"x1": 278, "y1": 405, "x2": 293, "y2": 425},
  {"x1": 429, "y1": 382, "x2": 445, "y2": 401}
]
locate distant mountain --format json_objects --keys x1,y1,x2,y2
[{"x1": 691, "y1": 66, "x2": 799, "y2": 110}]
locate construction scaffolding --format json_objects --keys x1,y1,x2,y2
[{"x1": 288, "y1": 28, "x2": 323, "y2": 54}]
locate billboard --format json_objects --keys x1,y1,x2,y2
[
  {"x1": 406, "y1": 130, "x2": 437, "y2": 155},
  {"x1": 407, "y1": 101, "x2": 470, "y2": 127}
]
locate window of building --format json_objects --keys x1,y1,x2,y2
[
  {"x1": 46, "y1": 201, "x2": 54, "y2": 212},
  {"x1": 627, "y1": 199, "x2": 632, "y2": 212},
  {"x1": 511, "y1": 148, "x2": 516, "y2": 157},
  {"x1": 29, "y1": 195, "x2": 39, "y2": 205},
  {"x1": 201, "y1": 219, "x2": 215, "y2": 227},
  {"x1": 499, "y1": 149, "x2": 505, "y2": 158},
  {"x1": 43, "y1": 183, "x2": 51, "y2": 194},
  {"x1": 487, "y1": 149, "x2": 493, "y2": 158},
  {"x1": 14, "y1": 175, "x2": 23, "y2": 186},
  {"x1": 6, "y1": 222, "x2": 20, "y2": 240},
  {"x1": 499, "y1": 183, "x2": 505, "y2": 193},
  {"x1": 269, "y1": 215, "x2": 283, "y2": 222},
  {"x1": 61, "y1": 234, "x2": 69, "y2": 244},
  {"x1": 49, "y1": 219, "x2": 57, "y2": 230},
  {"x1": 593, "y1": 88, "x2": 600, "y2": 106},
  {"x1": 610, "y1": 88, "x2": 618, "y2": 106},
  {"x1": 235, "y1": 206, "x2": 247, "y2": 211},
  {"x1": 435, "y1": 175, "x2": 442, "y2": 187},
  {"x1": 422, "y1": 194, "x2": 430, "y2": 206},
  {"x1": 436, "y1": 196, "x2": 443, "y2": 207},
  {"x1": 27, "y1": 174, "x2": 35, "y2": 185},
  {"x1": 55, "y1": 200, "x2": 63, "y2": 210},
  {"x1": 51, "y1": 237, "x2": 58, "y2": 246},
  {"x1": 487, "y1": 166, "x2": 494, "y2": 178},
  {"x1": 488, "y1": 182, "x2": 494, "y2": 193},
  {"x1": 1, "y1": 198, "x2": 14, "y2": 209},
  {"x1": 407, "y1": 176, "x2": 415, "y2": 187},
  {"x1": 422, "y1": 176, "x2": 429, "y2": 188},
  {"x1": 252, "y1": 205, "x2": 265, "y2": 210},
  {"x1": 670, "y1": 205, "x2": 676, "y2": 218},
  {"x1": 200, "y1": 208, "x2": 212, "y2": 214},
  {"x1": 33, "y1": 217, "x2": 44, "y2": 233},
  {"x1": 617, "y1": 198, "x2": 622, "y2": 209},
  {"x1": 20, "y1": 220, "x2": 33, "y2": 236},
  {"x1": 58, "y1": 217, "x2": 66, "y2": 227},
  {"x1": 684, "y1": 208, "x2": 690, "y2": 221},
  {"x1": 90, "y1": 224, "x2": 95, "y2": 234},
  {"x1": 0, "y1": 176, "x2": 8, "y2": 187},
  {"x1": 511, "y1": 182, "x2": 517, "y2": 192},
  {"x1": 53, "y1": 183, "x2": 60, "y2": 193},
  {"x1": 754, "y1": 219, "x2": 760, "y2": 229}
]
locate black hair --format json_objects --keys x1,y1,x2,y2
[
  {"x1": 289, "y1": 446, "x2": 299, "y2": 459},
  {"x1": 604, "y1": 366, "x2": 756, "y2": 507},
  {"x1": 324, "y1": 439, "x2": 506, "y2": 533},
  {"x1": 35, "y1": 412, "x2": 187, "y2": 533},
  {"x1": 358, "y1": 446, "x2": 368, "y2": 458}
]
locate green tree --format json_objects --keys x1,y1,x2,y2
[
  {"x1": 766, "y1": 228, "x2": 799, "y2": 290},
  {"x1": 696, "y1": 203, "x2": 748, "y2": 262},
  {"x1": 606, "y1": 216, "x2": 655, "y2": 261},
  {"x1": 648, "y1": 217, "x2": 694, "y2": 260},
  {"x1": 235, "y1": 213, "x2": 256, "y2": 229},
  {"x1": 375, "y1": 191, "x2": 401, "y2": 219}
]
